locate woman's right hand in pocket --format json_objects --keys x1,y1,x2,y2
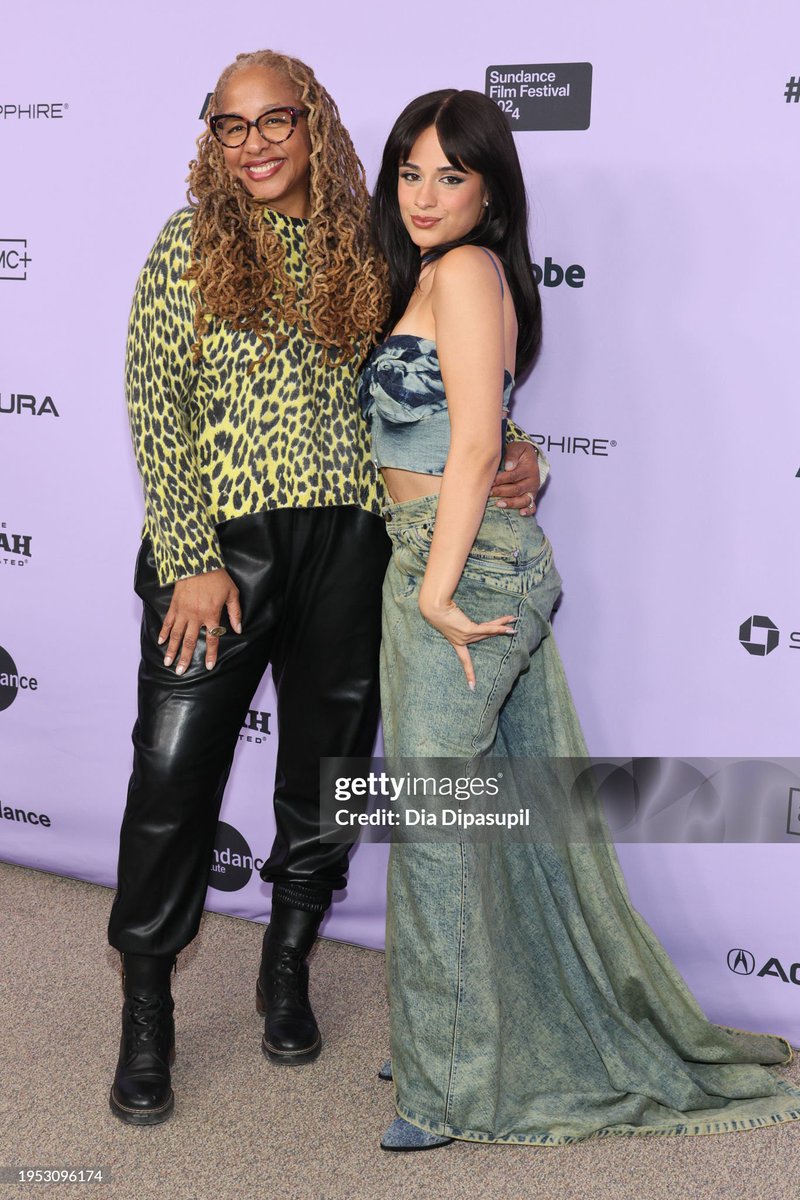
[{"x1": 160, "y1": 568, "x2": 242, "y2": 674}]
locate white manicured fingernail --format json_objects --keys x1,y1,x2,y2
[
  {"x1": 234, "y1": 622, "x2": 242, "y2": 634},
  {"x1": 206, "y1": 661, "x2": 214, "y2": 670},
  {"x1": 468, "y1": 681, "x2": 476, "y2": 692},
  {"x1": 176, "y1": 664, "x2": 186, "y2": 676},
  {"x1": 163, "y1": 655, "x2": 173, "y2": 667},
  {"x1": 157, "y1": 635, "x2": 166, "y2": 645},
  {"x1": 496, "y1": 500, "x2": 508, "y2": 508}
]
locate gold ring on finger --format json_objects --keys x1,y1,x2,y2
[{"x1": 206, "y1": 625, "x2": 227, "y2": 638}]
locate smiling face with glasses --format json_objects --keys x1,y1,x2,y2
[{"x1": 212, "y1": 65, "x2": 313, "y2": 217}]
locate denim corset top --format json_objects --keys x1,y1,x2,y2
[{"x1": 358, "y1": 334, "x2": 514, "y2": 477}]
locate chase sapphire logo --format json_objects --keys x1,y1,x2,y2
[
  {"x1": 727, "y1": 948, "x2": 756, "y2": 976},
  {"x1": 739, "y1": 615, "x2": 779, "y2": 657}
]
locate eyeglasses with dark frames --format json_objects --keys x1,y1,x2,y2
[{"x1": 210, "y1": 106, "x2": 309, "y2": 149}]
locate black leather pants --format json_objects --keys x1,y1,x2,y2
[{"x1": 108, "y1": 507, "x2": 391, "y2": 958}]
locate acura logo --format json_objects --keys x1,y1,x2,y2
[{"x1": 727, "y1": 948, "x2": 755, "y2": 975}]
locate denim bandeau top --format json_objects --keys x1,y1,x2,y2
[{"x1": 358, "y1": 251, "x2": 514, "y2": 476}]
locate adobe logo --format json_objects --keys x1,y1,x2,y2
[{"x1": 533, "y1": 257, "x2": 585, "y2": 288}]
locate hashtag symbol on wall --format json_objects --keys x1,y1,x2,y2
[{"x1": 785, "y1": 76, "x2": 800, "y2": 102}]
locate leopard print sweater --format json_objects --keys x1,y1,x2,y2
[
  {"x1": 126, "y1": 205, "x2": 384, "y2": 584},
  {"x1": 126, "y1": 206, "x2": 544, "y2": 586}
]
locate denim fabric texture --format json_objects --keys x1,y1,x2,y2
[
  {"x1": 380, "y1": 493, "x2": 800, "y2": 1144},
  {"x1": 359, "y1": 335, "x2": 513, "y2": 475}
]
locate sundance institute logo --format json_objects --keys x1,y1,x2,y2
[
  {"x1": 0, "y1": 645, "x2": 39, "y2": 711},
  {"x1": 208, "y1": 821, "x2": 266, "y2": 892},
  {"x1": 739, "y1": 615, "x2": 779, "y2": 657}
]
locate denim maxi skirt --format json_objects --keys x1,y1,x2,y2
[{"x1": 379, "y1": 494, "x2": 800, "y2": 1144}]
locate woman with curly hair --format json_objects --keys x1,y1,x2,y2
[{"x1": 106, "y1": 50, "x2": 543, "y2": 1125}]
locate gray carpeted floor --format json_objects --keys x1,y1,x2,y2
[{"x1": 2, "y1": 860, "x2": 800, "y2": 1200}]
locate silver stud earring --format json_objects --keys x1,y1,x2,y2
[{"x1": 482, "y1": 199, "x2": 489, "y2": 208}]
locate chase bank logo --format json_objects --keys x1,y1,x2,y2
[
  {"x1": 727, "y1": 948, "x2": 756, "y2": 975},
  {"x1": 739, "y1": 615, "x2": 779, "y2": 657}
]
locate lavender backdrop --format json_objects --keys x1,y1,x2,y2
[{"x1": 2, "y1": 1, "x2": 799, "y2": 1039}]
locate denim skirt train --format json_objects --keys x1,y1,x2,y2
[{"x1": 379, "y1": 495, "x2": 800, "y2": 1145}]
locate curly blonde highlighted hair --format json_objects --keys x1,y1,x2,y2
[{"x1": 185, "y1": 49, "x2": 388, "y2": 364}]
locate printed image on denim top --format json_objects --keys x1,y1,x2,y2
[{"x1": 358, "y1": 334, "x2": 513, "y2": 476}]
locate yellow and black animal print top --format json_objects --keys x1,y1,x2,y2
[
  {"x1": 126, "y1": 205, "x2": 381, "y2": 584},
  {"x1": 126, "y1": 206, "x2": 543, "y2": 586}
]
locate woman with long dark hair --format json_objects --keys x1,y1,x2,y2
[{"x1": 362, "y1": 88, "x2": 800, "y2": 1151}]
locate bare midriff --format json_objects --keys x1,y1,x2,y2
[{"x1": 381, "y1": 467, "x2": 444, "y2": 505}]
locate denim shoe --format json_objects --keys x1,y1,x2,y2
[{"x1": 380, "y1": 1117, "x2": 453, "y2": 1151}]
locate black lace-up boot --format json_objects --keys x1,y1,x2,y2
[
  {"x1": 109, "y1": 953, "x2": 176, "y2": 1124},
  {"x1": 256, "y1": 895, "x2": 327, "y2": 1064}
]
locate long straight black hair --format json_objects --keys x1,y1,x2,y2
[{"x1": 371, "y1": 89, "x2": 542, "y2": 377}]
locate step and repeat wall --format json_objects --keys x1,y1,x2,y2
[{"x1": 2, "y1": 1, "x2": 799, "y2": 1037}]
